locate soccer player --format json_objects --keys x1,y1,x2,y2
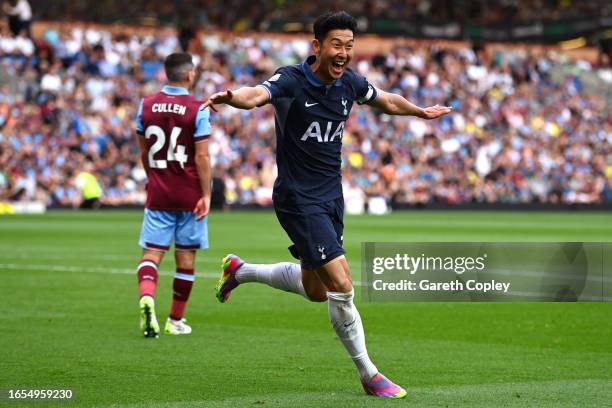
[
  {"x1": 135, "y1": 53, "x2": 211, "y2": 338},
  {"x1": 206, "y1": 12, "x2": 451, "y2": 397}
]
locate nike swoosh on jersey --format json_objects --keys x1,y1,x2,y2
[{"x1": 305, "y1": 101, "x2": 319, "y2": 107}]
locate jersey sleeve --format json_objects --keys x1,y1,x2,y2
[
  {"x1": 194, "y1": 106, "x2": 211, "y2": 142},
  {"x1": 256, "y1": 67, "x2": 295, "y2": 102},
  {"x1": 354, "y1": 75, "x2": 378, "y2": 105},
  {"x1": 136, "y1": 99, "x2": 144, "y2": 135}
]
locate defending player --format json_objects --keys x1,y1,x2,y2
[
  {"x1": 205, "y1": 12, "x2": 451, "y2": 397},
  {"x1": 135, "y1": 53, "x2": 211, "y2": 338}
]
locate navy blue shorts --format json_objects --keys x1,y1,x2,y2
[{"x1": 274, "y1": 197, "x2": 345, "y2": 270}]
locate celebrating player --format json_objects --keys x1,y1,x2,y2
[
  {"x1": 135, "y1": 53, "x2": 211, "y2": 338},
  {"x1": 205, "y1": 11, "x2": 451, "y2": 397}
]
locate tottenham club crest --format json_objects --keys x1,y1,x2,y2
[
  {"x1": 341, "y1": 98, "x2": 348, "y2": 115},
  {"x1": 317, "y1": 245, "x2": 326, "y2": 260}
]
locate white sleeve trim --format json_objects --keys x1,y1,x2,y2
[
  {"x1": 357, "y1": 84, "x2": 378, "y2": 104},
  {"x1": 256, "y1": 84, "x2": 272, "y2": 101}
]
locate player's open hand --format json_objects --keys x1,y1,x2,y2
[
  {"x1": 193, "y1": 196, "x2": 210, "y2": 221},
  {"x1": 203, "y1": 90, "x2": 233, "y2": 112},
  {"x1": 420, "y1": 104, "x2": 452, "y2": 120}
]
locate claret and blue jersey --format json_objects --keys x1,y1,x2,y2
[
  {"x1": 136, "y1": 85, "x2": 211, "y2": 212},
  {"x1": 258, "y1": 55, "x2": 378, "y2": 207},
  {"x1": 135, "y1": 85, "x2": 212, "y2": 251}
]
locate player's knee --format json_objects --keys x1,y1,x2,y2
[
  {"x1": 174, "y1": 250, "x2": 196, "y2": 270},
  {"x1": 333, "y1": 278, "x2": 353, "y2": 294},
  {"x1": 321, "y1": 279, "x2": 353, "y2": 294},
  {"x1": 321, "y1": 257, "x2": 353, "y2": 293},
  {"x1": 142, "y1": 249, "x2": 164, "y2": 265},
  {"x1": 327, "y1": 269, "x2": 353, "y2": 293}
]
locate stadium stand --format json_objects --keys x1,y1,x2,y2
[{"x1": 0, "y1": 16, "x2": 611, "y2": 208}]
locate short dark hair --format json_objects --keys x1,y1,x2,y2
[
  {"x1": 164, "y1": 53, "x2": 194, "y2": 82},
  {"x1": 313, "y1": 11, "x2": 357, "y2": 42}
]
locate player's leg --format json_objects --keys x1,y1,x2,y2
[
  {"x1": 164, "y1": 249, "x2": 196, "y2": 335},
  {"x1": 137, "y1": 249, "x2": 164, "y2": 300},
  {"x1": 137, "y1": 209, "x2": 174, "y2": 338},
  {"x1": 216, "y1": 207, "x2": 328, "y2": 303},
  {"x1": 165, "y1": 211, "x2": 208, "y2": 334},
  {"x1": 315, "y1": 198, "x2": 406, "y2": 398},
  {"x1": 217, "y1": 255, "x2": 328, "y2": 302},
  {"x1": 317, "y1": 256, "x2": 405, "y2": 398},
  {"x1": 138, "y1": 249, "x2": 164, "y2": 338}
]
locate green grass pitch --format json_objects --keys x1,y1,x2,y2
[{"x1": 0, "y1": 210, "x2": 611, "y2": 407}]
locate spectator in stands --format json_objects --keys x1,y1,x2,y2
[{"x1": 2, "y1": 0, "x2": 31, "y2": 37}]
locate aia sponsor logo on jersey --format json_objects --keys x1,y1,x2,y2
[{"x1": 300, "y1": 121, "x2": 345, "y2": 143}]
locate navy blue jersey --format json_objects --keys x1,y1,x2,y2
[{"x1": 258, "y1": 55, "x2": 378, "y2": 206}]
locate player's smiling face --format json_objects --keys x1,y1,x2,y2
[{"x1": 312, "y1": 29, "x2": 354, "y2": 83}]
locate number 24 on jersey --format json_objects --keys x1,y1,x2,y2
[{"x1": 145, "y1": 125, "x2": 188, "y2": 169}]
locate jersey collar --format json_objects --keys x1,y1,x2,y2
[
  {"x1": 161, "y1": 85, "x2": 190, "y2": 95},
  {"x1": 302, "y1": 55, "x2": 343, "y2": 87}
]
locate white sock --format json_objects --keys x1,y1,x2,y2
[
  {"x1": 236, "y1": 262, "x2": 308, "y2": 299},
  {"x1": 327, "y1": 289, "x2": 378, "y2": 381}
]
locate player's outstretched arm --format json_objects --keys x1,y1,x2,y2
[
  {"x1": 369, "y1": 89, "x2": 452, "y2": 119},
  {"x1": 203, "y1": 86, "x2": 269, "y2": 111}
]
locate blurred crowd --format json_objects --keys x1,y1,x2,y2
[
  {"x1": 22, "y1": 0, "x2": 612, "y2": 29},
  {"x1": 0, "y1": 20, "x2": 611, "y2": 208}
]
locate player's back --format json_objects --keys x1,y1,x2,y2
[{"x1": 137, "y1": 85, "x2": 211, "y2": 211}]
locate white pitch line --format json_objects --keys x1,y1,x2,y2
[
  {"x1": 0, "y1": 263, "x2": 214, "y2": 279},
  {"x1": 0, "y1": 262, "x2": 367, "y2": 287},
  {"x1": 0, "y1": 253, "x2": 135, "y2": 261}
]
